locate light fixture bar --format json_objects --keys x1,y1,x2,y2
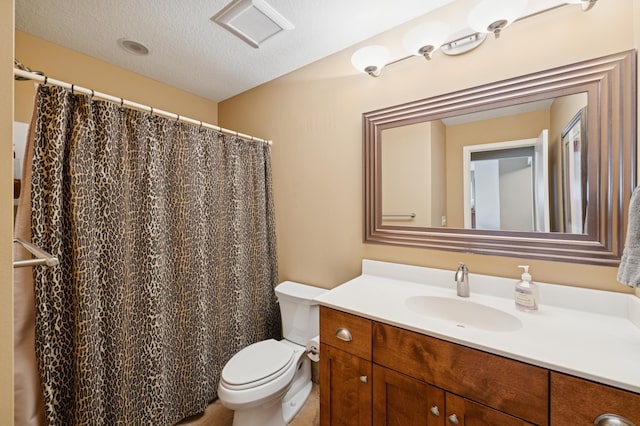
[
  {"x1": 441, "y1": 32, "x2": 486, "y2": 56},
  {"x1": 351, "y1": 1, "x2": 598, "y2": 78}
]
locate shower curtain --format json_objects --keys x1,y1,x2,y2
[
  {"x1": 24, "y1": 84, "x2": 280, "y2": 425},
  {"x1": 14, "y1": 101, "x2": 46, "y2": 426}
]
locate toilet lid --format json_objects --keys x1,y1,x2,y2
[{"x1": 221, "y1": 339, "x2": 295, "y2": 389}]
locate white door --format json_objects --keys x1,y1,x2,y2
[{"x1": 463, "y1": 132, "x2": 549, "y2": 232}]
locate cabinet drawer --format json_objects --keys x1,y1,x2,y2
[
  {"x1": 550, "y1": 372, "x2": 640, "y2": 425},
  {"x1": 320, "y1": 307, "x2": 372, "y2": 360},
  {"x1": 373, "y1": 322, "x2": 548, "y2": 425}
]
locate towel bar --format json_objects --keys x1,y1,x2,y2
[
  {"x1": 13, "y1": 238, "x2": 59, "y2": 268},
  {"x1": 382, "y1": 213, "x2": 416, "y2": 219}
]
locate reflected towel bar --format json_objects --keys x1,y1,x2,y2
[
  {"x1": 13, "y1": 238, "x2": 59, "y2": 268},
  {"x1": 382, "y1": 213, "x2": 416, "y2": 219}
]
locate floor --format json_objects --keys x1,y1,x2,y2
[{"x1": 175, "y1": 384, "x2": 320, "y2": 426}]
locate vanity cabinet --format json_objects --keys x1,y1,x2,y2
[
  {"x1": 373, "y1": 322, "x2": 546, "y2": 425},
  {"x1": 320, "y1": 307, "x2": 372, "y2": 426},
  {"x1": 550, "y1": 372, "x2": 640, "y2": 425},
  {"x1": 320, "y1": 306, "x2": 639, "y2": 425},
  {"x1": 320, "y1": 306, "x2": 544, "y2": 425}
]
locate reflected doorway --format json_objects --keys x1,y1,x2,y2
[{"x1": 464, "y1": 130, "x2": 549, "y2": 232}]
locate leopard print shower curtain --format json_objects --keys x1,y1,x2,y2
[{"x1": 28, "y1": 85, "x2": 280, "y2": 425}]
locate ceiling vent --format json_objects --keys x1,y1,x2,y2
[{"x1": 211, "y1": 0, "x2": 294, "y2": 48}]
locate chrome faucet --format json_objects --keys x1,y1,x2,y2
[{"x1": 454, "y1": 262, "x2": 470, "y2": 297}]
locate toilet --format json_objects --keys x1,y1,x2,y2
[{"x1": 217, "y1": 281, "x2": 326, "y2": 426}]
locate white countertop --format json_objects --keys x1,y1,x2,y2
[{"x1": 314, "y1": 260, "x2": 640, "y2": 393}]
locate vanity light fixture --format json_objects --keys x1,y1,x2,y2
[
  {"x1": 351, "y1": 0, "x2": 599, "y2": 78},
  {"x1": 402, "y1": 21, "x2": 450, "y2": 60},
  {"x1": 351, "y1": 45, "x2": 391, "y2": 77},
  {"x1": 467, "y1": 0, "x2": 528, "y2": 38}
]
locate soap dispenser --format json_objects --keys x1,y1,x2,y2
[{"x1": 515, "y1": 265, "x2": 539, "y2": 312}]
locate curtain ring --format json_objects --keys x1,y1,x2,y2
[
  {"x1": 175, "y1": 114, "x2": 180, "y2": 122},
  {"x1": 43, "y1": 76, "x2": 48, "y2": 85},
  {"x1": 71, "y1": 84, "x2": 75, "y2": 94},
  {"x1": 120, "y1": 98, "x2": 124, "y2": 107},
  {"x1": 150, "y1": 106, "x2": 154, "y2": 115},
  {"x1": 199, "y1": 121, "x2": 203, "y2": 130},
  {"x1": 90, "y1": 89, "x2": 94, "y2": 99}
]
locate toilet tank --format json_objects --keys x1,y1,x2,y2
[{"x1": 275, "y1": 281, "x2": 327, "y2": 346}]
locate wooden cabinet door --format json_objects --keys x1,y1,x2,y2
[
  {"x1": 373, "y1": 364, "x2": 445, "y2": 426},
  {"x1": 550, "y1": 372, "x2": 640, "y2": 425},
  {"x1": 320, "y1": 343, "x2": 372, "y2": 426},
  {"x1": 373, "y1": 322, "x2": 548, "y2": 425},
  {"x1": 445, "y1": 393, "x2": 535, "y2": 426}
]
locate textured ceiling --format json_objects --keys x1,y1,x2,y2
[{"x1": 15, "y1": 0, "x2": 459, "y2": 102}]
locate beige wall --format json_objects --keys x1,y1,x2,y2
[
  {"x1": 382, "y1": 122, "x2": 433, "y2": 227},
  {"x1": 381, "y1": 121, "x2": 447, "y2": 228},
  {"x1": 219, "y1": 0, "x2": 638, "y2": 292},
  {"x1": 14, "y1": 31, "x2": 218, "y2": 124},
  {"x1": 2, "y1": 0, "x2": 14, "y2": 423},
  {"x1": 430, "y1": 120, "x2": 446, "y2": 227}
]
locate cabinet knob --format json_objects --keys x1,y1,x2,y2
[
  {"x1": 359, "y1": 375, "x2": 368, "y2": 383},
  {"x1": 430, "y1": 406, "x2": 440, "y2": 417},
  {"x1": 448, "y1": 414, "x2": 459, "y2": 425},
  {"x1": 594, "y1": 414, "x2": 637, "y2": 426},
  {"x1": 335, "y1": 328, "x2": 353, "y2": 342}
]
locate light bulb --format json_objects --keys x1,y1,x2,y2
[
  {"x1": 402, "y1": 21, "x2": 450, "y2": 60},
  {"x1": 468, "y1": 0, "x2": 528, "y2": 38},
  {"x1": 351, "y1": 45, "x2": 390, "y2": 77},
  {"x1": 564, "y1": 0, "x2": 597, "y2": 11}
]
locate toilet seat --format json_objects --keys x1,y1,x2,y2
[{"x1": 221, "y1": 339, "x2": 296, "y2": 391}]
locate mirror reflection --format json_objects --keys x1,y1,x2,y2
[
  {"x1": 381, "y1": 93, "x2": 588, "y2": 234},
  {"x1": 365, "y1": 51, "x2": 635, "y2": 265}
]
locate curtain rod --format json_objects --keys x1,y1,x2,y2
[{"x1": 13, "y1": 68, "x2": 272, "y2": 145}]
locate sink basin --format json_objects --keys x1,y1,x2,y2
[{"x1": 405, "y1": 296, "x2": 522, "y2": 332}]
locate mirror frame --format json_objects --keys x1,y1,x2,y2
[{"x1": 364, "y1": 50, "x2": 636, "y2": 266}]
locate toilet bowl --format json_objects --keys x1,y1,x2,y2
[{"x1": 217, "y1": 281, "x2": 326, "y2": 426}]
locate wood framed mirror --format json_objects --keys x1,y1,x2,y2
[{"x1": 364, "y1": 50, "x2": 636, "y2": 266}]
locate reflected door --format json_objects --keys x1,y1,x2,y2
[
  {"x1": 464, "y1": 131, "x2": 549, "y2": 232},
  {"x1": 533, "y1": 129, "x2": 550, "y2": 232}
]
